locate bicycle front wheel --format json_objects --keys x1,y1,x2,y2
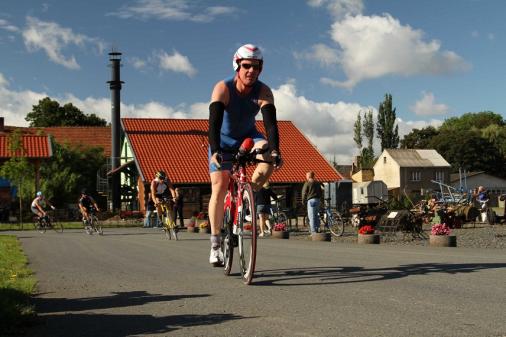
[
  {"x1": 92, "y1": 215, "x2": 103, "y2": 235},
  {"x1": 35, "y1": 219, "x2": 46, "y2": 234},
  {"x1": 238, "y1": 183, "x2": 257, "y2": 285},
  {"x1": 328, "y1": 211, "x2": 345, "y2": 237},
  {"x1": 221, "y1": 193, "x2": 234, "y2": 275},
  {"x1": 52, "y1": 219, "x2": 64, "y2": 233}
]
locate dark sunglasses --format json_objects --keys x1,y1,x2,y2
[{"x1": 240, "y1": 63, "x2": 261, "y2": 70}]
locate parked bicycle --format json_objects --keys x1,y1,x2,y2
[
  {"x1": 303, "y1": 198, "x2": 345, "y2": 237},
  {"x1": 159, "y1": 197, "x2": 178, "y2": 240},
  {"x1": 220, "y1": 138, "x2": 259, "y2": 285},
  {"x1": 268, "y1": 197, "x2": 288, "y2": 229},
  {"x1": 83, "y1": 207, "x2": 103, "y2": 235},
  {"x1": 34, "y1": 210, "x2": 63, "y2": 234}
]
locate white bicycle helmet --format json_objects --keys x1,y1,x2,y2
[{"x1": 233, "y1": 44, "x2": 263, "y2": 71}]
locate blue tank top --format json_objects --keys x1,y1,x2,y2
[{"x1": 220, "y1": 78, "x2": 263, "y2": 149}]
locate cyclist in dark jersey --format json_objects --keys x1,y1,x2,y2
[
  {"x1": 207, "y1": 43, "x2": 283, "y2": 264},
  {"x1": 79, "y1": 189, "x2": 100, "y2": 223}
]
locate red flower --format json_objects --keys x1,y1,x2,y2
[{"x1": 358, "y1": 225, "x2": 375, "y2": 235}]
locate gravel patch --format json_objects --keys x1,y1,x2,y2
[{"x1": 283, "y1": 223, "x2": 506, "y2": 249}]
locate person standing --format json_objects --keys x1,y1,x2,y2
[
  {"x1": 173, "y1": 187, "x2": 185, "y2": 228},
  {"x1": 255, "y1": 182, "x2": 278, "y2": 237},
  {"x1": 207, "y1": 43, "x2": 283, "y2": 265},
  {"x1": 302, "y1": 171, "x2": 323, "y2": 234}
]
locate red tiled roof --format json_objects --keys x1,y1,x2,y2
[
  {"x1": 25, "y1": 127, "x2": 112, "y2": 157},
  {"x1": 122, "y1": 118, "x2": 342, "y2": 184},
  {"x1": 0, "y1": 135, "x2": 52, "y2": 158}
]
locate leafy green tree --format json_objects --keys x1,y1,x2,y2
[
  {"x1": 39, "y1": 140, "x2": 106, "y2": 206},
  {"x1": 26, "y1": 97, "x2": 107, "y2": 127},
  {"x1": 400, "y1": 126, "x2": 439, "y2": 149},
  {"x1": 353, "y1": 112, "x2": 362, "y2": 149},
  {"x1": 439, "y1": 111, "x2": 504, "y2": 133},
  {"x1": 429, "y1": 129, "x2": 505, "y2": 177},
  {"x1": 376, "y1": 93, "x2": 399, "y2": 151}
]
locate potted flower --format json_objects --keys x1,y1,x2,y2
[
  {"x1": 429, "y1": 223, "x2": 456, "y2": 247},
  {"x1": 357, "y1": 225, "x2": 380, "y2": 244},
  {"x1": 271, "y1": 222, "x2": 289, "y2": 239},
  {"x1": 198, "y1": 220, "x2": 211, "y2": 234},
  {"x1": 187, "y1": 211, "x2": 199, "y2": 232}
]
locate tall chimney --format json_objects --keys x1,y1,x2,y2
[{"x1": 108, "y1": 51, "x2": 124, "y2": 212}]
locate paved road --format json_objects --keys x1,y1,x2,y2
[{"x1": 11, "y1": 228, "x2": 506, "y2": 337}]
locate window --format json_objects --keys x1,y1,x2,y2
[
  {"x1": 410, "y1": 171, "x2": 421, "y2": 181},
  {"x1": 383, "y1": 157, "x2": 387, "y2": 164},
  {"x1": 435, "y1": 171, "x2": 444, "y2": 182}
]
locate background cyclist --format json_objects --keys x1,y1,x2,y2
[
  {"x1": 150, "y1": 170, "x2": 176, "y2": 226},
  {"x1": 79, "y1": 189, "x2": 100, "y2": 224},
  {"x1": 207, "y1": 43, "x2": 283, "y2": 265},
  {"x1": 31, "y1": 191, "x2": 55, "y2": 223}
]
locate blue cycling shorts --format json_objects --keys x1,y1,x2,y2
[{"x1": 208, "y1": 134, "x2": 265, "y2": 173}]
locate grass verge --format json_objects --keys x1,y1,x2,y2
[{"x1": 0, "y1": 235, "x2": 37, "y2": 335}]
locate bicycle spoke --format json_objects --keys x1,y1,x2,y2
[{"x1": 328, "y1": 212, "x2": 345, "y2": 237}]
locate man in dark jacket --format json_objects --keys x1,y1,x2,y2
[{"x1": 301, "y1": 171, "x2": 322, "y2": 234}]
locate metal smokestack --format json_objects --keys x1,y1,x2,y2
[{"x1": 108, "y1": 51, "x2": 123, "y2": 212}]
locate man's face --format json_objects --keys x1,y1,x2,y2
[{"x1": 237, "y1": 59, "x2": 261, "y2": 86}]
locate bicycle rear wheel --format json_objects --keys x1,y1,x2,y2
[
  {"x1": 328, "y1": 211, "x2": 345, "y2": 237},
  {"x1": 35, "y1": 218, "x2": 46, "y2": 233},
  {"x1": 221, "y1": 193, "x2": 234, "y2": 275},
  {"x1": 238, "y1": 183, "x2": 257, "y2": 285}
]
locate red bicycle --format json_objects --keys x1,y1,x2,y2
[{"x1": 221, "y1": 138, "x2": 259, "y2": 285}]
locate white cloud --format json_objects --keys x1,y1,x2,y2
[
  {"x1": 0, "y1": 19, "x2": 19, "y2": 32},
  {"x1": 22, "y1": 16, "x2": 106, "y2": 69},
  {"x1": 129, "y1": 57, "x2": 147, "y2": 70},
  {"x1": 111, "y1": 0, "x2": 237, "y2": 23},
  {"x1": 307, "y1": 0, "x2": 363, "y2": 19},
  {"x1": 410, "y1": 91, "x2": 449, "y2": 116},
  {"x1": 317, "y1": 14, "x2": 470, "y2": 89},
  {"x1": 294, "y1": 43, "x2": 340, "y2": 67},
  {"x1": 156, "y1": 50, "x2": 197, "y2": 77}
]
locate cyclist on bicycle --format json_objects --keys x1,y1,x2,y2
[
  {"x1": 150, "y1": 170, "x2": 176, "y2": 225},
  {"x1": 31, "y1": 191, "x2": 55, "y2": 223},
  {"x1": 79, "y1": 189, "x2": 100, "y2": 224},
  {"x1": 207, "y1": 43, "x2": 283, "y2": 264}
]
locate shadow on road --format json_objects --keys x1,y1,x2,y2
[
  {"x1": 25, "y1": 291, "x2": 248, "y2": 336},
  {"x1": 32, "y1": 290, "x2": 209, "y2": 313},
  {"x1": 25, "y1": 312, "x2": 245, "y2": 337},
  {"x1": 254, "y1": 262, "x2": 506, "y2": 286}
]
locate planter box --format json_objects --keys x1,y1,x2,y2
[
  {"x1": 357, "y1": 233, "x2": 380, "y2": 244},
  {"x1": 271, "y1": 230, "x2": 289, "y2": 239},
  {"x1": 311, "y1": 232, "x2": 331, "y2": 242},
  {"x1": 429, "y1": 235, "x2": 457, "y2": 247}
]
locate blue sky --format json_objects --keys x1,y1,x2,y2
[{"x1": 0, "y1": 0, "x2": 505, "y2": 163}]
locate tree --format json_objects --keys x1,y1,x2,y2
[
  {"x1": 400, "y1": 126, "x2": 439, "y2": 149},
  {"x1": 38, "y1": 140, "x2": 106, "y2": 206},
  {"x1": 440, "y1": 111, "x2": 504, "y2": 132},
  {"x1": 0, "y1": 130, "x2": 36, "y2": 223},
  {"x1": 429, "y1": 129, "x2": 505, "y2": 177},
  {"x1": 376, "y1": 93, "x2": 399, "y2": 151},
  {"x1": 26, "y1": 97, "x2": 107, "y2": 127},
  {"x1": 353, "y1": 112, "x2": 362, "y2": 150}
]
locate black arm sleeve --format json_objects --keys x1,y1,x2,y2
[
  {"x1": 261, "y1": 104, "x2": 280, "y2": 153},
  {"x1": 208, "y1": 101, "x2": 225, "y2": 154}
]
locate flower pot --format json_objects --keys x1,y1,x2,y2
[
  {"x1": 199, "y1": 227, "x2": 211, "y2": 234},
  {"x1": 429, "y1": 234, "x2": 457, "y2": 247},
  {"x1": 357, "y1": 233, "x2": 380, "y2": 244},
  {"x1": 311, "y1": 232, "x2": 331, "y2": 242},
  {"x1": 271, "y1": 230, "x2": 289, "y2": 239}
]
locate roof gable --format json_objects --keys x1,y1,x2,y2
[
  {"x1": 122, "y1": 118, "x2": 342, "y2": 184},
  {"x1": 384, "y1": 149, "x2": 450, "y2": 167}
]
